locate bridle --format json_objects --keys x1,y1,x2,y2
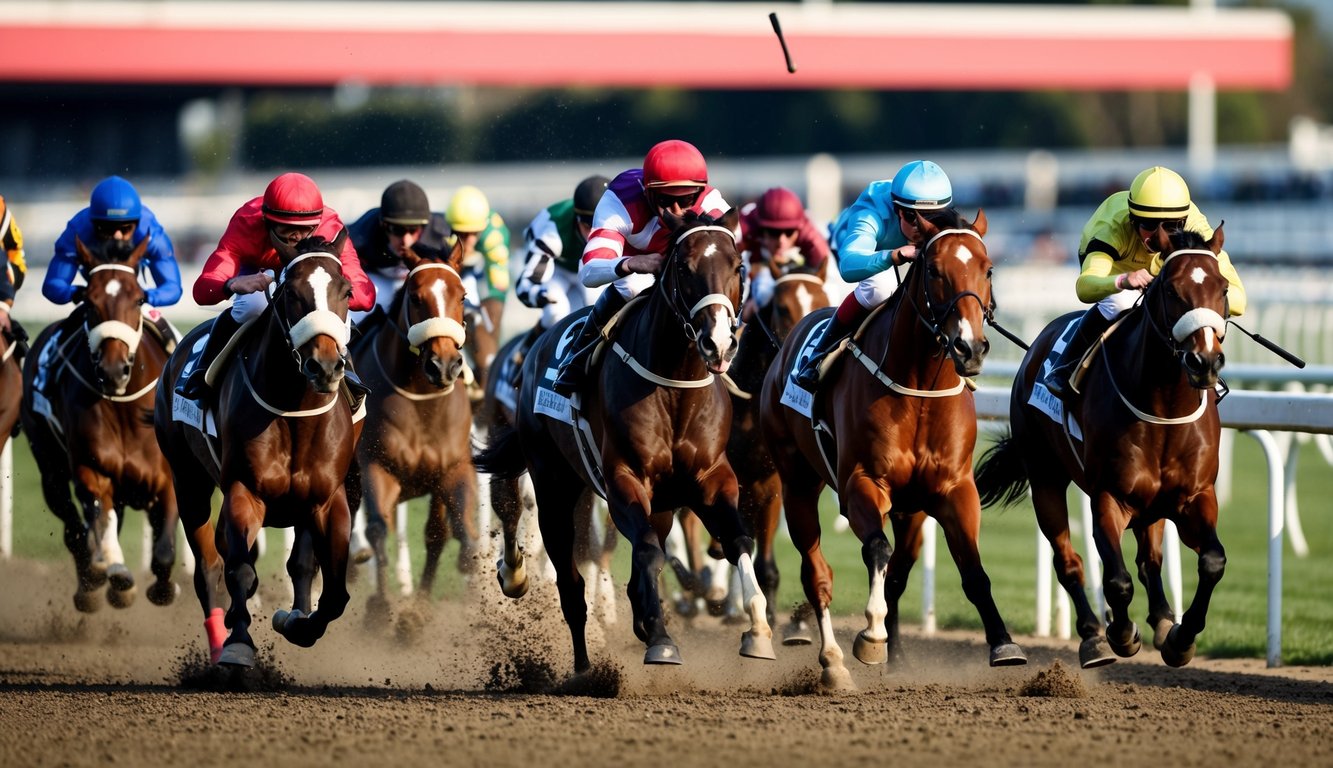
[
  {"x1": 657, "y1": 223, "x2": 741, "y2": 344},
  {"x1": 387, "y1": 261, "x2": 468, "y2": 354},
  {"x1": 901, "y1": 228, "x2": 993, "y2": 351},
  {"x1": 270, "y1": 251, "x2": 351, "y2": 373},
  {"x1": 82, "y1": 262, "x2": 145, "y2": 366},
  {"x1": 1139, "y1": 248, "x2": 1228, "y2": 366}
]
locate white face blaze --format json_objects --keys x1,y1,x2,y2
[
  {"x1": 702, "y1": 242, "x2": 718, "y2": 259},
  {"x1": 706, "y1": 305, "x2": 732, "y2": 355},
  {"x1": 795, "y1": 284, "x2": 814, "y2": 317},
  {"x1": 952, "y1": 241, "x2": 974, "y2": 266},
  {"x1": 428, "y1": 277, "x2": 447, "y2": 317},
  {"x1": 104, "y1": 278, "x2": 123, "y2": 297},
  {"x1": 1190, "y1": 266, "x2": 1208, "y2": 285},
  {"x1": 307, "y1": 265, "x2": 333, "y2": 311},
  {"x1": 957, "y1": 317, "x2": 977, "y2": 344}
]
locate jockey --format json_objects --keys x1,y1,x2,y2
[
  {"x1": 550, "y1": 139, "x2": 731, "y2": 396},
  {"x1": 0, "y1": 195, "x2": 28, "y2": 364},
  {"x1": 512, "y1": 174, "x2": 611, "y2": 355},
  {"x1": 792, "y1": 160, "x2": 954, "y2": 391},
  {"x1": 347, "y1": 179, "x2": 449, "y2": 338},
  {"x1": 445, "y1": 184, "x2": 510, "y2": 395},
  {"x1": 45, "y1": 175, "x2": 182, "y2": 351},
  {"x1": 1043, "y1": 166, "x2": 1247, "y2": 400},
  {"x1": 175, "y1": 172, "x2": 376, "y2": 404},
  {"x1": 739, "y1": 186, "x2": 831, "y2": 322}
]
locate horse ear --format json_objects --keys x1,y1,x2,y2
[
  {"x1": 661, "y1": 209, "x2": 684, "y2": 232},
  {"x1": 719, "y1": 207, "x2": 741, "y2": 238},
  {"x1": 75, "y1": 236, "x2": 95, "y2": 269},
  {"x1": 126, "y1": 234, "x2": 150, "y2": 269},
  {"x1": 401, "y1": 245, "x2": 422, "y2": 270},
  {"x1": 272, "y1": 235, "x2": 298, "y2": 265},
  {"x1": 1208, "y1": 220, "x2": 1225, "y2": 255},
  {"x1": 447, "y1": 235, "x2": 466, "y2": 270},
  {"x1": 972, "y1": 208, "x2": 988, "y2": 238},
  {"x1": 331, "y1": 227, "x2": 349, "y2": 256}
]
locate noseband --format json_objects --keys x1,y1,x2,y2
[
  {"x1": 908, "y1": 228, "x2": 991, "y2": 349},
  {"x1": 659, "y1": 224, "x2": 741, "y2": 343},
  {"x1": 83, "y1": 262, "x2": 144, "y2": 362},
  {"x1": 272, "y1": 251, "x2": 351, "y2": 371},
  {"x1": 395, "y1": 262, "x2": 467, "y2": 354},
  {"x1": 1143, "y1": 249, "x2": 1228, "y2": 356}
]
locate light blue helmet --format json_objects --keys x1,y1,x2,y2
[
  {"x1": 89, "y1": 175, "x2": 142, "y2": 222},
  {"x1": 890, "y1": 160, "x2": 952, "y2": 211}
]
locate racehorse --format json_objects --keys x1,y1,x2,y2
[
  {"x1": 0, "y1": 319, "x2": 20, "y2": 460},
  {"x1": 476, "y1": 208, "x2": 776, "y2": 674},
  {"x1": 20, "y1": 236, "x2": 179, "y2": 612},
  {"x1": 672, "y1": 261, "x2": 830, "y2": 631},
  {"x1": 759, "y1": 209, "x2": 1026, "y2": 690},
  {"x1": 479, "y1": 328, "x2": 620, "y2": 623},
  {"x1": 974, "y1": 226, "x2": 1230, "y2": 669},
  {"x1": 350, "y1": 242, "x2": 477, "y2": 619},
  {"x1": 154, "y1": 232, "x2": 361, "y2": 667}
]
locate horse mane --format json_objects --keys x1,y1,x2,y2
[
  {"x1": 294, "y1": 235, "x2": 337, "y2": 255},
  {"x1": 1165, "y1": 228, "x2": 1209, "y2": 252},
  {"x1": 918, "y1": 207, "x2": 970, "y2": 232}
]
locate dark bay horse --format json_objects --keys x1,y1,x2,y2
[
  {"x1": 760, "y1": 209, "x2": 1026, "y2": 691},
  {"x1": 476, "y1": 208, "x2": 776, "y2": 674},
  {"x1": 20, "y1": 236, "x2": 178, "y2": 612},
  {"x1": 351, "y1": 243, "x2": 477, "y2": 618},
  {"x1": 154, "y1": 233, "x2": 361, "y2": 667},
  {"x1": 975, "y1": 226, "x2": 1230, "y2": 669},
  {"x1": 673, "y1": 262, "x2": 830, "y2": 630},
  {"x1": 480, "y1": 327, "x2": 620, "y2": 622}
]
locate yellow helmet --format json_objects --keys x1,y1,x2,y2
[
  {"x1": 1128, "y1": 167, "x2": 1191, "y2": 219},
  {"x1": 446, "y1": 185, "x2": 491, "y2": 233}
]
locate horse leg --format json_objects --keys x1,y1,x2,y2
[
  {"x1": 934, "y1": 486, "x2": 1026, "y2": 667},
  {"x1": 593, "y1": 499, "x2": 619, "y2": 625},
  {"x1": 843, "y1": 473, "x2": 893, "y2": 666},
  {"x1": 490, "y1": 470, "x2": 529, "y2": 599},
  {"x1": 218, "y1": 488, "x2": 265, "y2": 667},
  {"x1": 1134, "y1": 520, "x2": 1175, "y2": 652},
  {"x1": 276, "y1": 493, "x2": 352, "y2": 648},
  {"x1": 73, "y1": 472, "x2": 135, "y2": 609},
  {"x1": 171, "y1": 458, "x2": 225, "y2": 663},
  {"x1": 1161, "y1": 495, "x2": 1225, "y2": 667},
  {"x1": 361, "y1": 463, "x2": 398, "y2": 621},
  {"x1": 444, "y1": 461, "x2": 479, "y2": 575},
  {"x1": 1030, "y1": 482, "x2": 1113, "y2": 668},
  {"x1": 533, "y1": 467, "x2": 592, "y2": 673},
  {"x1": 662, "y1": 515, "x2": 698, "y2": 618},
  {"x1": 751, "y1": 474, "x2": 786, "y2": 632},
  {"x1": 883, "y1": 513, "x2": 926, "y2": 665},
  {"x1": 145, "y1": 487, "x2": 181, "y2": 606},
  {"x1": 691, "y1": 470, "x2": 775, "y2": 662},
  {"x1": 41, "y1": 467, "x2": 101, "y2": 612},
  {"x1": 1091, "y1": 494, "x2": 1140, "y2": 658},
  {"x1": 784, "y1": 472, "x2": 850, "y2": 690}
]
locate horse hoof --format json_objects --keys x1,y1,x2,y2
[
  {"x1": 852, "y1": 631, "x2": 888, "y2": 665},
  {"x1": 1160, "y1": 625, "x2": 1197, "y2": 668},
  {"x1": 107, "y1": 563, "x2": 134, "y2": 593},
  {"x1": 496, "y1": 558, "x2": 529, "y2": 599},
  {"x1": 819, "y1": 666, "x2": 857, "y2": 692},
  {"x1": 1078, "y1": 637, "x2": 1117, "y2": 669},
  {"x1": 364, "y1": 594, "x2": 391, "y2": 624},
  {"x1": 146, "y1": 580, "x2": 179, "y2": 606},
  {"x1": 673, "y1": 597, "x2": 699, "y2": 619},
  {"x1": 1152, "y1": 618, "x2": 1174, "y2": 651},
  {"x1": 106, "y1": 584, "x2": 136, "y2": 609},
  {"x1": 644, "y1": 643, "x2": 683, "y2": 665},
  {"x1": 351, "y1": 546, "x2": 373, "y2": 565},
  {"x1": 740, "y1": 630, "x2": 777, "y2": 660},
  {"x1": 1108, "y1": 623, "x2": 1142, "y2": 658},
  {"x1": 989, "y1": 642, "x2": 1027, "y2": 667},
  {"x1": 782, "y1": 620, "x2": 814, "y2": 646},
  {"x1": 218, "y1": 642, "x2": 256, "y2": 668},
  {"x1": 72, "y1": 589, "x2": 103, "y2": 614},
  {"x1": 84, "y1": 565, "x2": 109, "y2": 589},
  {"x1": 272, "y1": 608, "x2": 305, "y2": 635}
]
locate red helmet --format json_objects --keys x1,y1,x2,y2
[
  {"x1": 754, "y1": 187, "x2": 806, "y2": 230},
  {"x1": 262, "y1": 172, "x2": 324, "y2": 226},
  {"x1": 642, "y1": 139, "x2": 707, "y2": 190}
]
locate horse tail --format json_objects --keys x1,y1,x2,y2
[
  {"x1": 473, "y1": 423, "x2": 529, "y2": 480},
  {"x1": 974, "y1": 430, "x2": 1029, "y2": 509}
]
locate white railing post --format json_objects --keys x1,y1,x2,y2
[
  {"x1": 0, "y1": 439, "x2": 11, "y2": 559},
  {"x1": 1035, "y1": 526, "x2": 1052, "y2": 637},
  {"x1": 1246, "y1": 429, "x2": 1286, "y2": 667},
  {"x1": 921, "y1": 517, "x2": 937, "y2": 634},
  {"x1": 396, "y1": 501, "x2": 413, "y2": 596}
]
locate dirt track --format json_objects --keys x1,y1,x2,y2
[{"x1": 1, "y1": 557, "x2": 1330, "y2": 768}]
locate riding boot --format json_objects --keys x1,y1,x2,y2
[
  {"x1": 550, "y1": 289, "x2": 627, "y2": 396},
  {"x1": 1043, "y1": 308, "x2": 1114, "y2": 401},
  {"x1": 176, "y1": 311, "x2": 242, "y2": 401},
  {"x1": 342, "y1": 360, "x2": 372, "y2": 413},
  {"x1": 145, "y1": 309, "x2": 177, "y2": 354},
  {"x1": 353, "y1": 305, "x2": 387, "y2": 342},
  {"x1": 793, "y1": 295, "x2": 870, "y2": 391},
  {"x1": 5, "y1": 316, "x2": 28, "y2": 369}
]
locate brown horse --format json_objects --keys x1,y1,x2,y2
[
  {"x1": 476, "y1": 208, "x2": 775, "y2": 674},
  {"x1": 20, "y1": 236, "x2": 178, "y2": 612},
  {"x1": 351, "y1": 242, "x2": 477, "y2": 618},
  {"x1": 154, "y1": 232, "x2": 361, "y2": 667},
  {"x1": 975, "y1": 226, "x2": 1230, "y2": 669},
  {"x1": 760, "y1": 208, "x2": 1025, "y2": 691},
  {"x1": 672, "y1": 263, "x2": 831, "y2": 628}
]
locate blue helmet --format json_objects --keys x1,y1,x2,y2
[
  {"x1": 890, "y1": 160, "x2": 952, "y2": 211},
  {"x1": 89, "y1": 175, "x2": 142, "y2": 222}
]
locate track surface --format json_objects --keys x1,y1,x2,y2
[{"x1": 1, "y1": 558, "x2": 1330, "y2": 768}]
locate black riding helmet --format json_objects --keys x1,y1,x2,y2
[
  {"x1": 381, "y1": 180, "x2": 431, "y2": 226},
  {"x1": 573, "y1": 175, "x2": 610, "y2": 220}
]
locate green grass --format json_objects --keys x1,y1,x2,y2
[{"x1": 5, "y1": 431, "x2": 1330, "y2": 665}]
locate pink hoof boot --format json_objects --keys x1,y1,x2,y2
[{"x1": 205, "y1": 608, "x2": 227, "y2": 665}]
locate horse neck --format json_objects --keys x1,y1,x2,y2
[
  {"x1": 1105, "y1": 307, "x2": 1197, "y2": 410},
  {"x1": 730, "y1": 313, "x2": 776, "y2": 394},
  {"x1": 629, "y1": 291, "x2": 711, "y2": 379},
  {"x1": 878, "y1": 272, "x2": 956, "y2": 385},
  {"x1": 242, "y1": 314, "x2": 318, "y2": 403}
]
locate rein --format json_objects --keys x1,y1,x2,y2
[{"x1": 909, "y1": 228, "x2": 990, "y2": 348}]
